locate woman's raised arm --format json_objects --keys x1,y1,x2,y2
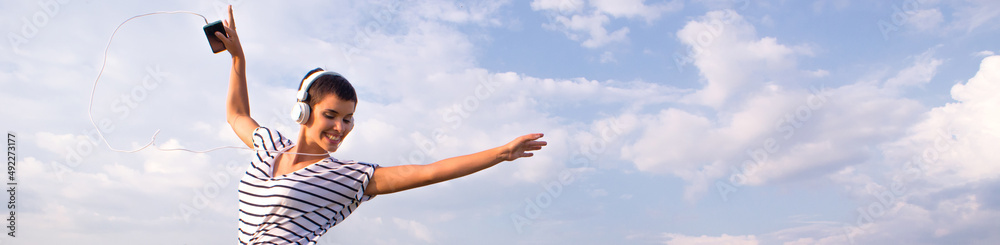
[{"x1": 216, "y1": 5, "x2": 259, "y2": 148}]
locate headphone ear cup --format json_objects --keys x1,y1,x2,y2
[{"x1": 291, "y1": 102, "x2": 311, "y2": 124}]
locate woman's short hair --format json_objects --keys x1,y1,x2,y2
[{"x1": 298, "y1": 67, "x2": 358, "y2": 106}]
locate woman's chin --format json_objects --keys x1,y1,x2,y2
[{"x1": 322, "y1": 143, "x2": 341, "y2": 153}]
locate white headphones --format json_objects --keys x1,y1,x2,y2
[{"x1": 290, "y1": 70, "x2": 343, "y2": 124}]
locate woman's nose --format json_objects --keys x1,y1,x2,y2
[{"x1": 331, "y1": 120, "x2": 343, "y2": 133}]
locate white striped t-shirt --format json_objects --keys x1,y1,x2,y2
[{"x1": 238, "y1": 126, "x2": 378, "y2": 244}]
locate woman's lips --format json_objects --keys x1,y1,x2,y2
[{"x1": 323, "y1": 132, "x2": 341, "y2": 145}]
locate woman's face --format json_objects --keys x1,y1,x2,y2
[{"x1": 303, "y1": 94, "x2": 355, "y2": 153}]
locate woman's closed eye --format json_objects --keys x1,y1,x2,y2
[{"x1": 322, "y1": 113, "x2": 352, "y2": 123}]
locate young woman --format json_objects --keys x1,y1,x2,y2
[{"x1": 213, "y1": 6, "x2": 547, "y2": 244}]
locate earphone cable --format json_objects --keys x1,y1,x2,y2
[{"x1": 88, "y1": 11, "x2": 332, "y2": 156}]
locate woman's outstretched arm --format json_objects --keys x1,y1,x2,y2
[
  {"x1": 366, "y1": 133, "x2": 548, "y2": 195},
  {"x1": 216, "y1": 5, "x2": 259, "y2": 148}
]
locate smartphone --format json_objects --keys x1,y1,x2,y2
[{"x1": 203, "y1": 20, "x2": 227, "y2": 53}]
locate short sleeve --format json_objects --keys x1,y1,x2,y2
[
  {"x1": 251, "y1": 126, "x2": 292, "y2": 156},
  {"x1": 315, "y1": 159, "x2": 380, "y2": 204},
  {"x1": 353, "y1": 162, "x2": 380, "y2": 202}
]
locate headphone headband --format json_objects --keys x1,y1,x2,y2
[{"x1": 296, "y1": 71, "x2": 342, "y2": 102}]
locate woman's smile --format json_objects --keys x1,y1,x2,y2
[{"x1": 322, "y1": 131, "x2": 342, "y2": 145}]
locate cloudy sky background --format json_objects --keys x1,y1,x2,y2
[{"x1": 2, "y1": 0, "x2": 999, "y2": 244}]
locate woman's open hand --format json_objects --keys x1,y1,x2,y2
[
  {"x1": 215, "y1": 5, "x2": 244, "y2": 58},
  {"x1": 498, "y1": 133, "x2": 547, "y2": 161}
]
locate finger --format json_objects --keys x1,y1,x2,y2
[
  {"x1": 520, "y1": 141, "x2": 546, "y2": 149},
  {"x1": 519, "y1": 133, "x2": 544, "y2": 142},
  {"x1": 228, "y1": 5, "x2": 236, "y2": 29},
  {"x1": 520, "y1": 152, "x2": 534, "y2": 158},
  {"x1": 214, "y1": 31, "x2": 229, "y2": 44},
  {"x1": 221, "y1": 24, "x2": 236, "y2": 37}
]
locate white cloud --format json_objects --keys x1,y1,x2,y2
[
  {"x1": 590, "y1": 0, "x2": 683, "y2": 23},
  {"x1": 546, "y1": 12, "x2": 630, "y2": 48},
  {"x1": 974, "y1": 50, "x2": 995, "y2": 57},
  {"x1": 662, "y1": 233, "x2": 759, "y2": 245},
  {"x1": 907, "y1": 8, "x2": 944, "y2": 32},
  {"x1": 741, "y1": 80, "x2": 926, "y2": 186},
  {"x1": 751, "y1": 54, "x2": 1000, "y2": 245},
  {"x1": 806, "y1": 69, "x2": 830, "y2": 78},
  {"x1": 732, "y1": 51, "x2": 947, "y2": 186},
  {"x1": 884, "y1": 0, "x2": 999, "y2": 35},
  {"x1": 779, "y1": 193, "x2": 1000, "y2": 244},
  {"x1": 599, "y1": 51, "x2": 617, "y2": 63},
  {"x1": 411, "y1": 0, "x2": 509, "y2": 25},
  {"x1": 622, "y1": 108, "x2": 715, "y2": 174},
  {"x1": 884, "y1": 49, "x2": 944, "y2": 91},
  {"x1": 846, "y1": 55, "x2": 1000, "y2": 208},
  {"x1": 885, "y1": 55, "x2": 1000, "y2": 184},
  {"x1": 393, "y1": 218, "x2": 435, "y2": 243},
  {"x1": 532, "y1": 0, "x2": 681, "y2": 48},
  {"x1": 623, "y1": 10, "x2": 947, "y2": 203},
  {"x1": 950, "y1": 0, "x2": 1000, "y2": 33},
  {"x1": 530, "y1": 0, "x2": 585, "y2": 13},
  {"x1": 676, "y1": 10, "x2": 810, "y2": 108},
  {"x1": 693, "y1": 0, "x2": 750, "y2": 10}
]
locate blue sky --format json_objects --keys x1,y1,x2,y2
[{"x1": 2, "y1": 0, "x2": 1000, "y2": 244}]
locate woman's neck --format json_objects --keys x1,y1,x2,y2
[{"x1": 289, "y1": 133, "x2": 329, "y2": 163}]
